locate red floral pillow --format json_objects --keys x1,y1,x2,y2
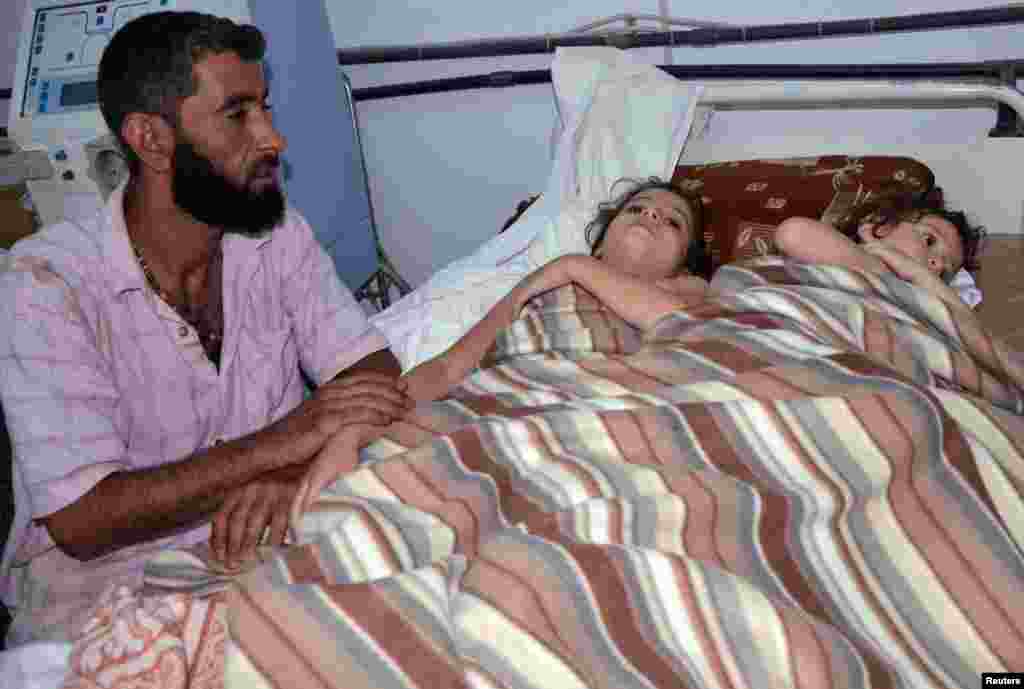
[{"x1": 671, "y1": 156, "x2": 935, "y2": 273}]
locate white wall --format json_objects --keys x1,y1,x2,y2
[{"x1": 329, "y1": 0, "x2": 1024, "y2": 288}]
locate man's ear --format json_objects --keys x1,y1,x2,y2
[{"x1": 121, "y1": 113, "x2": 174, "y2": 173}]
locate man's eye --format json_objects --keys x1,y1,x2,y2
[
  {"x1": 669, "y1": 218, "x2": 681, "y2": 229},
  {"x1": 924, "y1": 234, "x2": 936, "y2": 247},
  {"x1": 227, "y1": 109, "x2": 244, "y2": 120},
  {"x1": 626, "y1": 205, "x2": 643, "y2": 214}
]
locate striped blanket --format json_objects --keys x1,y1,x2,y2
[{"x1": 63, "y1": 258, "x2": 1024, "y2": 689}]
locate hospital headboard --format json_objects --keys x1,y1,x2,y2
[
  {"x1": 348, "y1": 62, "x2": 1024, "y2": 282},
  {"x1": 679, "y1": 78, "x2": 1024, "y2": 237}
]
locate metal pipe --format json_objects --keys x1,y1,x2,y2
[
  {"x1": 568, "y1": 13, "x2": 735, "y2": 33},
  {"x1": 338, "y1": 6, "x2": 1024, "y2": 65},
  {"x1": 349, "y1": 60, "x2": 1024, "y2": 102}
]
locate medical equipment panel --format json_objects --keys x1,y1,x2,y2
[{"x1": 7, "y1": 0, "x2": 251, "y2": 224}]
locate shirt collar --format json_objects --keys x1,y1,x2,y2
[
  {"x1": 104, "y1": 180, "x2": 277, "y2": 296},
  {"x1": 104, "y1": 180, "x2": 146, "y2": 297}
]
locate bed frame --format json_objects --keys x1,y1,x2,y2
[
  {"x1": 347, "y1": 61, "x2": 1024, "y2": 290},
  {"x1": 681, "y1": 78, "x2": 1024, "y2": 239}
]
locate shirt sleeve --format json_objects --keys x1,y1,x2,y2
[
  {"x1": 0, "y1": 256, "x2": 129, "y2": 521},
  {"x1": 279, "y1": 211, "x2": 391, "y2": 385}
]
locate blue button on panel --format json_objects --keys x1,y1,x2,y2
[
  {"x1": 96, "y1": 16, "x2": 104, "y2": 25},
  {"x1": 29, "y1": 78, "x2": 37, "y2": 86},
  {"x1": 35, "y1": 46, "x2": 42, "y2": 54}
]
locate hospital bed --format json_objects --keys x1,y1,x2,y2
[{"x1": 5, "y1": 48, "x2": 1024, "y2": 688}]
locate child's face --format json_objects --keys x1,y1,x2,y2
[
  {"x1": 599, "y1": 189, "x2": 695, "y2": 279},
  {"x1": 859, "y1": 214, "x2": 964, "y2": 280}
]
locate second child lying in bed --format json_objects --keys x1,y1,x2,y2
[
  {"x1": 773, "y1": 192, "x2": 985, "y2": 293},
  {"x1": 292, "y1": 178, "x2": 710, "y2": 518}
]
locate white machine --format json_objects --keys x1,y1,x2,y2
[{"x1": 7, "y1": 0, "x2": 251, "y2": 225}]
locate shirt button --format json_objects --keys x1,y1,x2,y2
[{"x1": 178, "y1": 325, "x2": 189, "y2": 337}]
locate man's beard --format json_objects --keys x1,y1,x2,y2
[{"x1": 172, "y1": 136, "x2": 285, "y2": 236}]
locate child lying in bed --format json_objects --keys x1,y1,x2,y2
[
  {"x1": 292, "y1": 177, "x2": 710, "y2": 518},
  {"x1": 773, "y1": 193, "x2": 984, "y2": 288}
]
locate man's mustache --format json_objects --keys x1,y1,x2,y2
[{"x1": 251, "y1": 157, "x2": 280, "y2": 176}]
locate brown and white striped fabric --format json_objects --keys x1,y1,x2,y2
[{"x1": 64, "y1": 258, "x2": 1024, "y2": 689}]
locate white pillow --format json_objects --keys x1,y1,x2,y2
[{"x1": 524, "y1": 47, "x2": 704, "y2": 268}]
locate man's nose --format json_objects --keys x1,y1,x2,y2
[{"x1": 253, "y1": 111, "x2": 287, "y2": 155}]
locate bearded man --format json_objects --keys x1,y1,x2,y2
[{"x1": 0, "y1": 11, "x2": 408, "y2": 645}]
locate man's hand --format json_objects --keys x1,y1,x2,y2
[
  {"x1": 210, "y1": 476, "x2": 299, "y2": 571},
  {"x1": 268, "y1": 372, "x2": 411, "y2": 467}
]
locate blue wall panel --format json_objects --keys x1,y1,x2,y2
[{"x1": 248, "y1": 0, "x2": 378, "y2": 292}]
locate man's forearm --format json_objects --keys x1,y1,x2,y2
[
  {"x1": 332, "y1": 348, "x2": 402, "y2": 380},
  {"x1": 41, "y1": 417, "x2": 314, "y2": 561}
]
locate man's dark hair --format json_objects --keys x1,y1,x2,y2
[{"x1": 97, "y1": 11, "x2": 265, "y2": 171}]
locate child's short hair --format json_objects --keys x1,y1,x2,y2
[
  {"x1": 834, "y1": 189, "x2": 985, "y2": 277},
  {"x1": 585, "y1": 177, "x2": 712, "y2": 279}
]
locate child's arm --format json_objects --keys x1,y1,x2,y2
[
  {"x1": 291, "y1": 258, "x2": 580, "y2": 517},
  {"x1": 291, "y1": 422, "x2": 381, "y2": 525},
  {"x1": 546, "y1": 254, "x2": 708, "y2": 330},
  {"x1": 293, "y1": 255, "x2": 708, "y2": 519},
  {"x1": 398, "y1": 255, "x2": 578, "y2": 403},
  {"x1": 400, "y1": 254, "x2": 708, "y2": 403},
  {"x1": 774, "y1": 217, "x2": 889, "y2": 275}
]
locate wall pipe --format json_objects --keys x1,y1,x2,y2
[
  {"x1": 349, "y1": 60, "x2": 1024, "y2": 137},
  {"x1": 350, "y1": 60, "x2": 1024, "y2": 101},
  {"x1": 337, "y1": 6, "x2": 1024, "y2": 65}
]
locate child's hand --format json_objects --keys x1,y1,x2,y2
[
  {"x1": 862, "y1": 243, "x2": 961, "y2": 305},
  {"x1": 290, "y1": 423, "x2": 381, "y2": 529},
  {"x1": 400, "y1": 356, "x2": 457, "y2": 403}
]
